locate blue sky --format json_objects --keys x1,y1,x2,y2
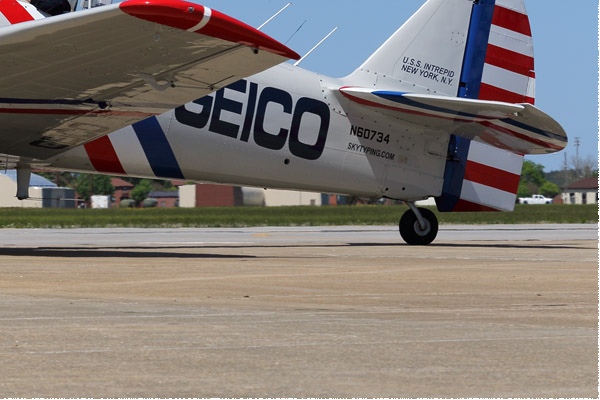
[{"x1": 200, "y1": 0, "x2": 598, "y2": 173}]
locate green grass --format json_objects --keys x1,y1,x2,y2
[{"x1": 0, "y1": 204, "x2": 595, "y2": 228}]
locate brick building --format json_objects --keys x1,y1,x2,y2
[{"x1": 562, "y1": 178, "x2": 598, "y2": 205}]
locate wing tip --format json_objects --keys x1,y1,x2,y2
[{"x1": 120, "y1": 0, "x2": 300, "y2": 60}]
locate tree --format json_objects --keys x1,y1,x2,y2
[
  {"x1": 130, "y1": 179, "x2": 153, "y2": 206},
  {"x1": 517, "y1": 180, "x2": 533, "y2": 198},
  {"x1": 539, "y1": 181, "x2": 560, "y2": 198},
  {"x1": 517, "y1": 160, "x2": 546, "y2": 197},
  {"x1": 517, "y1": 160, "x2": 561, "y2": 199},
  {"x1": 572, "y1": 154, "x2": 598, "y2": 180},
  {"x1": 75, "y1": 174, "x2": 114, "y2": 204},
  {"x1": 520, "y1": 160, "x2": 545, "y2": 187}
]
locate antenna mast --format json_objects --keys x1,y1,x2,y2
[
  {"x1": 257, "y1": 2, "x2": 292, "y2": 30},
  {"x1": 294, "y1": 27, "x2": 338, "y2": 66}
]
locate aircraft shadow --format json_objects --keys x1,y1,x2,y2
[
  {"x1": 0, "y1": 241, "x2": 588, "y2": 258},
  {"x1": 0, "y1": 247, "x2": 254, "y2": 259},
  {"x1": 349, "y1": 242, "x2": 588, "y2": 250}
]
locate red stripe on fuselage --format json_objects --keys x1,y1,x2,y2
[{"x1": 84, "y1": 136, "x2": 126, "y2": 174}]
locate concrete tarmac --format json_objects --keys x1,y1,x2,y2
[{"x1": 0, "y1": 224, "x2": 597, "y2": 398}]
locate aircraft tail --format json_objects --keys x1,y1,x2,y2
[
  {"x1": 347, "y1": 0, "x2": 540, "y2": 212},
  {"x1": 348, "y1": 0, "x2": 535, "y2": 103}
]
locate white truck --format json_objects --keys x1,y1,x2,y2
[{"x1": 518, "y1": 194, "x2": 553, "y2": 204}]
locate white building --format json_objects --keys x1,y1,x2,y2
[
  {"x1": 561, "y1": 178, "x2": 598, "y2": 205},
  {"x1": 244, "y1": 187, "x2": 322, "y2": 207},
  {"x1": 0, "y1": 171, "x2": 76, "y2": 208}
]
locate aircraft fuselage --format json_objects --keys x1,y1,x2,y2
[{"x1": 50, "y1": 64, "x2": 449, "y2": 201}]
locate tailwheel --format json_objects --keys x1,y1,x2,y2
[{"x1": 399, "y1": 204, "x2": 438, "y2": 245}]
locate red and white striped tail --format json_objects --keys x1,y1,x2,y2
[{"x1": 479, "y1": 0, "x2": 535, "y2": 104}]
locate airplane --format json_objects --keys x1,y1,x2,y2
[{"x1": 0, "y1": 0, "x2": 567, "y2": 245}]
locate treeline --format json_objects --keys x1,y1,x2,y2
[
  {"x1": 518, "y1": 160, "x2": 597, "y2": 198},
  {"x1": 38, "y1": 159, "x2": 597, "y2": 206}
]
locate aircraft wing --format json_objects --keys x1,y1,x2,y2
[
  {"x1": 339, "y1": 87, "x2": 567, "y2": 155},
  {"x1": 0, "y1": 0, "x2": 299, "y2": 161}
]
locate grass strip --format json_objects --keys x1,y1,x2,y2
[{"x1": 0, "y1": 204, "x2": 595, "y2": 229}]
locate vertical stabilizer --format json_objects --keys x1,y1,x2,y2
[
  {"x1": 347, "y1": 0, "x2": 536, "y2": 102},
  {"x1": 347, "y1": 0, "x2": 474, "y2": 96}
]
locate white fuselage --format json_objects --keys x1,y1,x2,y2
[{"x1": 49, "y1": 64, "x2": 449, "y2": 200}]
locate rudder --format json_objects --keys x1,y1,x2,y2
[{"x1": 436, "y1": 0, "x2": 533, "y2": 212}]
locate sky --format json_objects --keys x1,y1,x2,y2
[{"x1": 198, "y1": 0, "x2": 598, "y2": 173}]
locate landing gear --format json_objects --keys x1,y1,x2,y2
[
  {"x1": 399, "y1": 203, "x2": 438, "y2": 245},
  {"x1": 16, "y1": 164, "x2": 31, "y2": 200}
]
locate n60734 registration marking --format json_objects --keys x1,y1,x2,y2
[{"x1": 350, "y1": 125, "x2": 390, "y2": 144}]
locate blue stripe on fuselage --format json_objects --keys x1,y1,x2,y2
[{"x1": 132, "y1": 117, "x2": 185, "y2": 179}]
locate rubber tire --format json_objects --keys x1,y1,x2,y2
[{"x1": 399, "y1": 207, "x2": 439, "y2": 245}]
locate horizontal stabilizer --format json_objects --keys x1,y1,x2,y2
[{"x1": 339, "y1": 87, "x2": 567, "y2": 155}]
